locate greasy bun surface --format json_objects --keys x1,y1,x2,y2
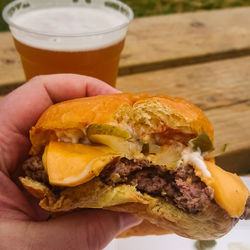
[{"x1": 30, "y1": 93, "x2": 213, "y2": 154}]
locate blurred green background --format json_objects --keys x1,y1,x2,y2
[{"x1": 1, "y1": 0, "x2": 250, "y2": 31}]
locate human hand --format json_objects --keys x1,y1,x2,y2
[{"x1": 0, "y1": 74, "x2": 142, "y2": 250}]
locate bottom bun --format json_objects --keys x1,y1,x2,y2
[
  {"x1": 20, "y1": 176, "x2": 236, "y2": 240},
  {"x1": 117, "y1": 219, "x2": 172, "y2": 238}
]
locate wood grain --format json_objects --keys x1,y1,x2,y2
[
  {"x1": 2, "y1": 7, "x2": 250, "y2": 87},
  {"x1": 117, "y1": 56, "x2": 250, "y2": 111},
  {"x1": 207, "y1": 102, "x2": 250, "y2": 174},
  {"x1": 0, "y1": 32, "x2": 25, "y2": 86},
  {"x1": 120, "y1": 7, "x2": 250, "y2": 75}
]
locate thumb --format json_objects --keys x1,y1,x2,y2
[{"x1": 2, "y1": 209, "x2": 142, "y2": 250}]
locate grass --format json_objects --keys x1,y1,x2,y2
[
  {"x1": 1, "y1": 0, "x2": 250, "y2": 31},
  {"x1": 0, "y1": 0, "x2": 11, "y2": 31},
  {"x1": 122, "y1": 0, "x2": 250, "y2": 17}
]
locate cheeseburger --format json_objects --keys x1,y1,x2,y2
[{"x1": 20, "y1": 93, "x2": 249, "y2": 239}]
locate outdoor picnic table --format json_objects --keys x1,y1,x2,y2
[{"x1": 0, "y1": 7, "x2": 250, "y2": 174}]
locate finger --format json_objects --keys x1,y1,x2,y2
[
  {"x1": 0, "y1": 210, "x2": 142, "y2": 250},
  {"x1": 1, "y1": 74, "x2": 120, "y2": 136}
]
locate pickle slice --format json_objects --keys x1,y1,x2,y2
[
  {"x1": 188, "y1": 132, "x2": 214, "y2": 153},
  {"x1": 155, "y1": 145, "x2": 182, "y2": 169},
  {"x1": 204, "y1": 144, "x2": 227, "y2": 159},
  {"x1": 88, "y1": 134, "x2": 141, "y2": 157},
  {"x1": 86, "y1": 124, "x2": 130, "y2": 140}
]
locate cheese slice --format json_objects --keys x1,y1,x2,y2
[
  {"x1": 42, "y1": 141, "x2": 119, "y2": 187},
  {"x1": 43, "y1": 141, "x2": 249, "y2": 217},
  {"x1": 193, "y1": 160, "x2": 249, "y2": 218}
]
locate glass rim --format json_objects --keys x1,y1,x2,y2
[{"x1": 2, "y1": 0, "x2": 134, "y2": 37}]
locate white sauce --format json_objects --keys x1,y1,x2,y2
[
  {"x1": 56, "y1": 130, "x2": 84, "y2": 144},
  {"x1": 179, "y1": 148, "x2": 211, "y2": 177}
]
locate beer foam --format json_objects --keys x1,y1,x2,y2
[{"x1": 11, "y1": 7, "x2": 129, "y2": 51}]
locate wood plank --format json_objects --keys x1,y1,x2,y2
[
  {"x1": 2, "y1": 7, "x2": 250, "y2": 87},
  {"x1": 117, "y1": 56, "x2": 250, "y2": 111},
  {"x1": 0, "y1": 32, "x2": 25, "y2": 87},
  {"x1": 117, "y1": 57, "x2": 250, "y2": 173},
  {"x1": 208, "y1": 102, "x2": 250, "y2": 174},
  {"x1": 120, "y1": 7, "x2": 250, "y2": 75},
  {"x1": 207, "y1": 102, "x2": 250, "y2": 153}
]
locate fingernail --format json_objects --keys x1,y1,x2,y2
[{"x1": 119, "y1": 213, "x2": 142, "y2": 231}]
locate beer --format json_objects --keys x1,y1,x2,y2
[
  {"x1": 13, "y1": 37, "x2": 125, "y2": 86},
  {"x1": 3, "y1": 1, "x2": 133, "y2": 86}
]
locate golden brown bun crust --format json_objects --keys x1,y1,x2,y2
[
  {"x1": 30, "y1": 93, "x2": 213, "y2": 154},
  {"x1": 20, "y1": 176, "x2": 235, "y2": 240}
]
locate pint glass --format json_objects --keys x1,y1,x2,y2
[{"x1": 3, "y1": 0, "x2": 133, "y2": 86}]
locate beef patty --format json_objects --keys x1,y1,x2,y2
[
  {"x1": 99, "y1": 157, "x2": 214, "y2": 213},
  {"x1": 23, "y1": 156, "x2": 49, "y2": 184},
  {"x1": 23, "y1": 156, "x2": 214, "y2": 214}
]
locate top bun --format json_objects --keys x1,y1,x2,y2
[{"x1": 30, "y1": 93, "x2": 213, "y2": 154}]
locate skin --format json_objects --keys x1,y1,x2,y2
[{"x1": 0, "y1": 74, "x2": 142, "y2": 250}]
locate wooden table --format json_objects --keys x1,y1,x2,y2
[{"x1": 1, "y1": 7, "x2": 250, "y2": 174}]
